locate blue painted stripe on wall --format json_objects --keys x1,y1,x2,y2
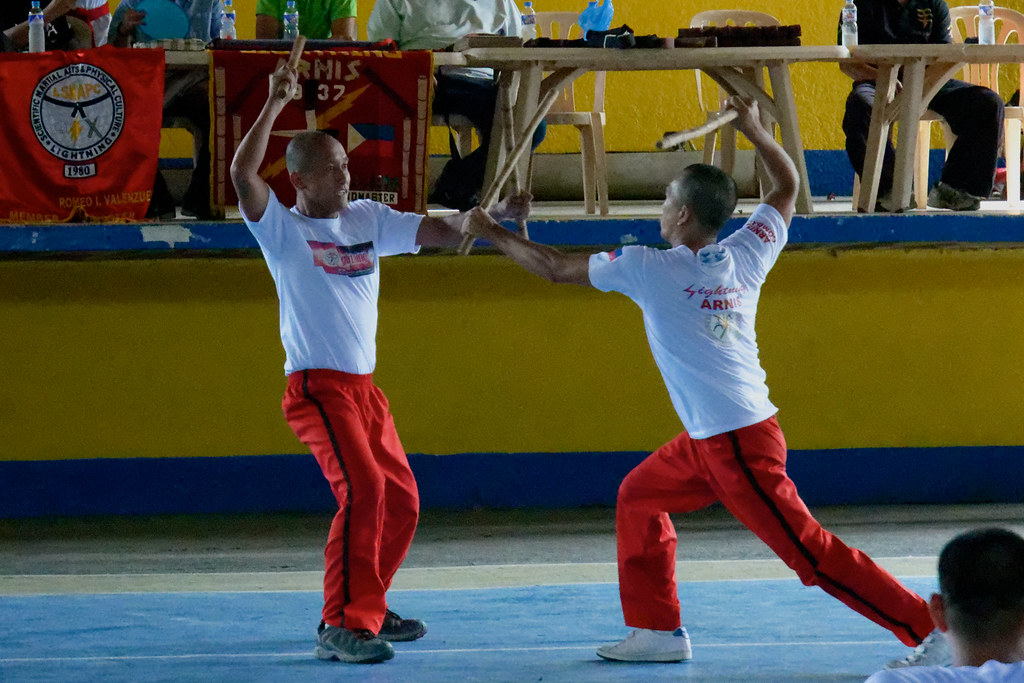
[
  {"x1": 2, "y1": 446, "x2": 1022, "y2": 518},
  {"x1": 4, "y1": 211, "x2": 1024, "y2": 253}
]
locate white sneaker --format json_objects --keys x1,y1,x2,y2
[
  {"x1": 596, "y1": 627, "x2": 692, "y2": 662},
  {"x1": 885, "y1": 628, "x2": 952, "y2": 669}
]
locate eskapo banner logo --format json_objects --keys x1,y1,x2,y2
[{"x1": 30, "y1": 63, "x2": 125, "y2": 178}]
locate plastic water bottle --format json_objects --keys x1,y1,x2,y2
[
  {"x1": 595, "y1": 0, "x2": 613, "y2": 32},
  {"x1": 28, "y1": 0, "x2": 45, "y2": 53},
  {"x1": 578, "y1": 0, "x2": 598, "y2": 39},
  {"x1": 220, "y1": 0, "x2": 237, "y2": 40},
  {"x1": 283, "y1": 0, "x2": 300, "y2": 41},
  {"x1": 841, "y1": 0, "x2": 858, "y2": 49},
  {"x1": 978, "y1": 0, "x2": 995, "y2": 45},
  {"x1": 521, "y1": 1, "x2": 536, "y2": 41}
]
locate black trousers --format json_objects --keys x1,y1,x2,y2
[{"x1": 843, "y1": 78, "x2": 1004, "y2": 197}]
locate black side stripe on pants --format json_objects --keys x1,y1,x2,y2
[
  {"x1": 725, "y1": 431, "x2": 926, "y2": 644},
  {"x1": 303, "y1": 370, "x2": 353, "y2": 626}
]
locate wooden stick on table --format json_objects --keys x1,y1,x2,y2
[{"x1": 656, "y1": 109, "x2": 738, "y2": 150}]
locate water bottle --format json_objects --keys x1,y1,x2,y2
[
  {"x1": 578, "y1": 0, "x2": 598, "y2": 39},
  {"x1": 978, "y1": 0, "x2": 995, "y2": 45},
  {"x1": 28, "y1": 0, "x2": 45, "y2": 53},
  {"x1": 521, "y1": 1, "x2": 536, "y2": 41},
  {"x1": 220, "y1": 0, "x2": 237, "y2": 40},
  {"x1": 841, "y1": 0, "x2": 858, "y2": 49},
  {"x1": 595, "y1": 0, "x2": 613, "y2": 32},
  {"x1": 283, "y1": 0, "x2": 300, "y2": 41}
]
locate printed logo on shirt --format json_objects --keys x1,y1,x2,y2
[
  {"x1": 606, "y1": 247, "x2": 624, "y2": 261},
  {"x1": 308, "y1": 240, "x2": 376, "y2": 277},
  {"x1": 706, "y1": 311, "x2": 741, "y2": 347},
  {"x1": 916, "y1": 9, "x2": 933, "y2": 30},
  {"x1": 745, "y1": 220, "x2": 776, "y2": 245}
]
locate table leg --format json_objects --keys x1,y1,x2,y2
[
  {"x1": 858, "y1": 64, "x2": 899, "y2": 213},
  {"x1": 890, "y1": 58, "x2": 927, "y2": 211},
  {"x1": 765, "y1": 62, "x2": 813, "y2": 214}
]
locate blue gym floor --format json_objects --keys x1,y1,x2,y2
[{"x1": 0, "y1": 577, "x2": 935, "y2": 682}]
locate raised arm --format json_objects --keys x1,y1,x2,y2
[
  {"x1": 726, "y1": 96, "x2": 798, "y2": 224},
  {"x1": 416, "y1": 191, "x2": 533, "y2": 248},
  {"x1": 230, "y1": 62, "x2": 299, "y2": 222},
  {"x1": 460, "y1": 208, "x2": 592, "y2": 286}
]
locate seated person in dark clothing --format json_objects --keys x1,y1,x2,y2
[
  {"x1": 367, "y1": 0, "x2": 546, "y2": 210},
  {"x1": 2, "y1": 0, "x2": 78, "y2": 52},
  {"x1": 839, "y1": 0, "x2": 1004, "y2": 211},
  {"x1": 108, "y1": 0, "x2": 221, "y2": 219}
]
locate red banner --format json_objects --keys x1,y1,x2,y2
[
  {"x1": 0, "y1": 46, "x2": 164, "y2": 223},
  {"x1": 212, "y1": 49, "x2": 433, "y2": 213}
]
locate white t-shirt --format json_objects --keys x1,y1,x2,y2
[
  {"x1": 588, "y1": 204, "x2": 787, "y2": 439},
  {"x1": 242, "y1": 190, "x2": 422, "y2": 375},
  {"x1": 865, "y1": 660, "x2": 1024, "y2": 682},
  {"x1": 367, "y1": 0, "x2": 522, "y2": 80}
]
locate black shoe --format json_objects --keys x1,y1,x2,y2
[
  {"x1": 146, "y1": 172, "x2": 177, "y2": 219},
  {"x1": 314, "y1": 622, "x2": 394, "y2": 663},
  {"x1": 378, "y1": 609, "x2": 427, "y2": 642}
]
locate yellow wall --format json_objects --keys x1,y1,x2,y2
[
  {"x1": 139, "y1": 0, "x2": 1024, "y2": 159},
  {"x1": 4, "y1": 248, "x2": 1024, "y2": 463}
]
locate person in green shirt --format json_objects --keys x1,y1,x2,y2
[{"x1": 255, "y1": 0, "x2": 356, "y2": 40}]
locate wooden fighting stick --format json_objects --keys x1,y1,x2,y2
[
  {"x1": 656, "y1": 109, "x2": 739, "y2": 151},
  {"x1": 458, "y1": 67, "x2": 586, "y2": 255}
]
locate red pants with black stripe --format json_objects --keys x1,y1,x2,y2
[
  {"x1": 616, "y1": 416, "x2": 933, "y2": 647},
  {"x1": 282, "y1": 369, "x2": 419, "y2": 633}
]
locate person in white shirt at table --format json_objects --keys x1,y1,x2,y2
[
  {"x1": 367, "y1": 0, "x2": 545, "y2": 211},
  {"x1": 866, "y1": 528, "x2": 1024, "y2": 682}
]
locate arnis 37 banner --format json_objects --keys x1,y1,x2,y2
[{"x1": 212, "y1": 49, "x2": 433, "y2": 214}]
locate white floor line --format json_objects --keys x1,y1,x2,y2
[
  {"x1": 0, "y1": 640, "x2": 896, "y2": 664},
  {"x1": 0, "y1": 556, "x2": 937, "y2": 595}
]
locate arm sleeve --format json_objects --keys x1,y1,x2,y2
[
  {"x1": 588, "y1": 245, "x2": 648, "y2": 300},
  {"x1": 371, "y1": 203, "x2": 422, "y2": 257},
  {"x1": 366, "y1": 0, "x2": 399, "y2": 43},
  {"x1": 330, "y1": 0, "x2": 357, "y2": 20},
  {"x1": 718, "y1": 204, "x2": 789, "y2": 281},
  {"x1": 241, "y1": 189, "x2": 289, "y2": 255},
  {"x1": 931, "y1": 1, "x2": 952, "y2": 44}
]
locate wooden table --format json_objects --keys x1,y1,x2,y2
[
  {"x1": 847, "y1": 43, "x2": 1024, "y2": 213},
  {"x1": 443, "y1": 45, "x2": 847, "y2": 217}
]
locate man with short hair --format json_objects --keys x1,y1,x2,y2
[
  {"x1": 867, "y1": 528, "x2": 1024, "y2": 680},
  {"x1": 230, "y1": 58, "x2": 529, "y2": 664},
  {"x1": 839, "y1": 0, "x2": 1004, "y2": 211},
  {"x1": 462, "y1": 96, "x2": 941, "y2": 665},
  {"x1": 255, "y1": 0, "x2": 357, "y2": 41}
]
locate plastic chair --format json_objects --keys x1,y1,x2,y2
[
  {"x1": 534, "y1": 11, "x2": 609, "y2": 215},
  {"x1": 919, "y1": 6, "x2": 1024, "y2": 208},
  {"x1": 689, "y1": 11, "x2": 780, "y2": 176}
]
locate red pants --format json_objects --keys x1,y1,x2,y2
[
  {"x1": 616, "y1": 416, "x2": 933, "y2": 647},
  {"x1": 282, "y1": 369, "x2": 419, "y2": 632}
]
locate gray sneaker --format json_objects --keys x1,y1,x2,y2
[
  {"x1": 378, "y1": 609, "x2": 427, "y2": 642},
  {"x1": 315, "y1": 622, "x2": 394, "y2": 663},
  {"x1": 927, "y1": 181, "x2": 981, "y2": 211},
  {"x1": 885, "y1": 628, "x2": 952, "y2": 669}
]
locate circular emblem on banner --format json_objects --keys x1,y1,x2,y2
[{"x1": 30, "y1": 63, "x2": 125, "y2": 162}]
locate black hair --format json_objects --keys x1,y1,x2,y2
[
  {"x1": 666, "y1": 164, "x2": 738, "y2": 235},
  {"x1": 939, "y1": 528, "x2": 1024, "y2": 644}
]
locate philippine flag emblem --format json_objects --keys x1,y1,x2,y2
[
  {"x1": 309, "y1": 240, "x2": 376, "y2": 277},
  {"x1": 347, "y1": 123, "x2": 395, "y2": 158}
]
